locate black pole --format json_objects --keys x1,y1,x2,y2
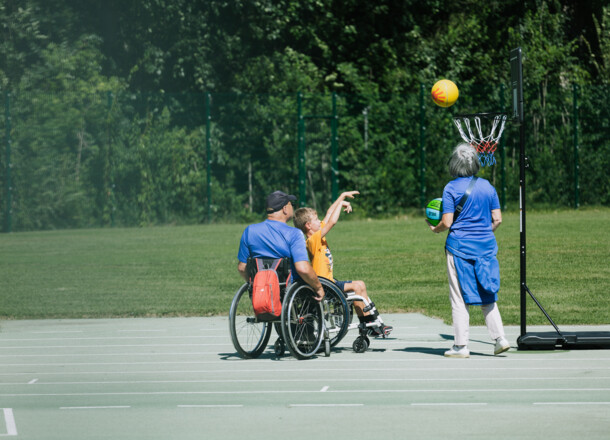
[
  {"x1": 419, "y1": 83, "x2": 426, "y2": 209},
  {"x1": 3, "y1": 91, "x2": 11, "y2": 233},
  {"x1": 573, "y1": 84, "x2": 580, "y2": 210},
  {"x1": 206, "y1": 92, "x2": 212, "y2": 223},
  {"x1": 519, "y1": 116, "x2": 527, "y2": 337},
  {"x1": 500, "y1": 84, "x2": 507, "y2": 210}
]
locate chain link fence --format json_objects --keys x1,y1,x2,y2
[{"x1": 1, "y1": 84, "x2": 608, "y2": 232}]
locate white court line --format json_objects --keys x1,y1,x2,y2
[
  {"x1": 0, "y1": 336, "x2": 228, "y2": 342},
  {"x1": 59, "y1": 406, "x2": 130, "y2": 410},
  {"x1": 533, "y1": 402, "x2": 610, "y2": 406},
  {"x1": 0, "y1": 343, "x2": 225, "y2": 348},
  {"x1": 30, "y1": 331, "x2": 84, "y2": 334},
  {"x1": 412, "y1": 403, "x2": 487, "y2": 406},
  {"x1": 0, "y1": 408, "x2": 17, "y2": 437},
  {"x1": 0, "y1": 345, "x2": 228, "y2": 350},
  {"x1": 4, "y1": 376, "x2": 610, "y2": 386},
  {"x1": 178, "y1": 405, "x2": 243, "y2": 408},
  {"x1": 2, "y1": 364, "x2": 610, "y2": 373},
  {"x1": 2, "y1": 388, "x2": 610, "y2": 398},
  {"x1": 289, "y1": 404, "x2": 363, "y2": 407},
  {"x1": 2, "y1": 358, "x2": 609, "y2": 367},
  {"x1": 0, "y1": 352, "x2": 229, "y2": 358},
  {"x1": 2, "y1": 367, "x2": 609, "y2": 377},
  {"x1": 117, "y1": 330, "x2": 167, "y2": 333}
]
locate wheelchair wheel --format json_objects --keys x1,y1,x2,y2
[
  {"x1": 319, "y1": 278, "x2": 349, "y2": 347},
  {"x1": 281, "y1": 282, "x2": 324, "y2": 360},
  {"x1": 229, "y1": 283, "x2": 272, "y2": 358},
  {"x1": 273, "y1": 338, "x2": 286, "y2": 357},
  {"x1": 353, "y1": 335, "x2": 369, "y2": 353}
]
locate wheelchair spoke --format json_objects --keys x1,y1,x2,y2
[{"x1": 230, "y1": 283, "x2": 271, "y2": 358}]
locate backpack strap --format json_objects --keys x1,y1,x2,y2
[
  {"x1": 271, "y1": 259, "x2": 282, "y2": 271},
  {"x1": 454, "y1": 176, "x2": 478, "y2": 221},
  {"x1": 247, "y1": 257, "x2": 291, "y2": 285}
]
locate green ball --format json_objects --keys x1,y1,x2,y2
[{"x1": 426, "y1": 198, "x2": 443, "y2": 226}]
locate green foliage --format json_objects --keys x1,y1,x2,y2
[{"x1": 0, "y1": 0, "x2": 608, "y2": 230}]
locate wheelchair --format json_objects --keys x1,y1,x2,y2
[
  {"x1": 229, "y1": 256, "x2": 389, "y2": 358},
  {"x1": 229, "y1": 258, "x2": 342, "y2": 360},
  {"x1": 319, "y1": 277, "x2": 392, "y2": 353}
]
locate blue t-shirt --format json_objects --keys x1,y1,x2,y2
[
  {"x1": 442, "y1": 177, "x2": 501, "y2": 305},
  {"x1": 442, "y1": 176, "x2": 500, "y2": 244},
  {"x1": 238, "y1": 220, "x2": 309, "y2": 279}
]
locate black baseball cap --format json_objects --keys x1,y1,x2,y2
[{"x1": 266, "y1": 191, "x2": 297, "y2": 213}]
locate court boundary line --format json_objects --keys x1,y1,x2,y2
[
  {"x1": 2, "y1": 387, "x2": 610, "y2": 398},
  {"x1": 0, "y1": 408, "x2": 17, "y2": 437}
]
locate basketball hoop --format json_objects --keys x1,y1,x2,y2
[{"x1": 453, "y1": 112, "x2": 507, "y2": 167}]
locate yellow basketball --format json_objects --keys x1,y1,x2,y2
[{"x1": 431, "y1": 79, "x2": 459, "y2": 107}]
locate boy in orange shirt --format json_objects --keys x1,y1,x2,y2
[{"x1": 294, "y1": 191, "x2": 392, "y2": 337}]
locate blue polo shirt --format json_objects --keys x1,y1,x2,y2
[{"x1": 238, "y1": 220, "x2": 309, "y2": 280}]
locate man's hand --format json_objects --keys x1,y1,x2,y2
[
  {"x1": 294, "y1": 261, "x2": 325, "y2": 302},
  {"x1": 342, "y1": 201, "x2": 352, "y2": 213},
  {"x1": 237, "y1": 261, "x2": 248, "y2": 281},
  {"x1": 313, "y1": 286, "x2": 325, "y2": 302}
]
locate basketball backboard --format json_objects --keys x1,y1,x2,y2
[{"x1": 510, "y1": 47, "x2": 524, "y2": 123}]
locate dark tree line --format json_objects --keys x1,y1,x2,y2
[{"x1": 1, "y1": 1, "x2": 608, "y2": 230}]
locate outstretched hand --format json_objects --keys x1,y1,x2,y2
[
  {"x1": 342, "y1": 201, "x2": 352, "y2": 213},
  {"x1": 341, "y1": 190, "x2": 359, "y2": 199}
]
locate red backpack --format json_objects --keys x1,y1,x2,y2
[{"x1": 251, "y1": 258, "x2": 284, "y2": 321}]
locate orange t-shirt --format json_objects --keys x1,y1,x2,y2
[{"x1": 305, "y1": 222, "x2": 333, "y2": 279}]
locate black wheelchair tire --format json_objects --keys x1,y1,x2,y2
[
  {"x1": 318, "y1": 277, "x2": 350, "y2": 347},
  {"x1": 280, "y1": 282, "x2": 324, "y2": 360},
  {"x1": 229, "y1": 283, "x2": 272, "y2": 359}
]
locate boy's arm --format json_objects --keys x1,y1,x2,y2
[
  {"x1": 322, "y1": 191, "x2": 359, "y2": 224},
  {"x1": 320, "y1": 191, "x2": 359, "y2": 237}
]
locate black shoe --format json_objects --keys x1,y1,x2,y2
[{"x1": 369, "y1": 324, "x2": 393, "y2": 338}]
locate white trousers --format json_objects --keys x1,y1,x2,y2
[{"x1": 446, "y1": 250, "x2": 505, "y2": 346}]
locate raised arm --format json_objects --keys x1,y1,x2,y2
[
  {"x1": 321, "y1": 191, "x2": 359, "y2": 237},
  {"x1": 322, "y1": 191, "x2": 359, "y2": 224}
]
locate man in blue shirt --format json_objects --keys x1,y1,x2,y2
[{"x1": 238, "y1": 191, "x2": 324, "y2": 301}]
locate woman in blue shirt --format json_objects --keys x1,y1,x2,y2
[{"x1": 428, "y1": 143, "x2": 510, "y2": 358}]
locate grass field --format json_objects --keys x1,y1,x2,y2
[{"x1": 1, "y1": 208, "x2": 609, "y2": 325}]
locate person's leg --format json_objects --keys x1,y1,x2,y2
[
  {"x1": 446, "y1": 251, "x2": 470, "y2": 346},
  {"x1": 482, "y1": 302, "x2": 510, "y2": 355},
  {"x1": 343, "y1": 280, "x2": 392, "y2": 336},
  {"x1": 343, "y1": 280, "x2": 368, "y2": 317},
  {"x1": 481, "y1": 302, "x2": 505, "y2": 340}
]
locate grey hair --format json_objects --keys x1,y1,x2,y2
[{"x1": 448, "y1": 143, "x2": 480, "y2": 177}]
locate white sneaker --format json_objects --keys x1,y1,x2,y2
[
  {"x1": 494, "y1": 337, "x2": 510, "y2": 355},
  {"x1": 444, "y1": 345, "x2": 470, "y2": 358}
]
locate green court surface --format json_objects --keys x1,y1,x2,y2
[{"x1": 1, "y1": 314, "x2": 609, "y2": 440}]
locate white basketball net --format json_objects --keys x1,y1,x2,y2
[{"x1": 453, "y1": 114, "x2": 507, "y2": 166}]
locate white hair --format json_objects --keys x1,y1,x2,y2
[{"x1": 448, "y1": 143, "x2": 480, "y2": 177}]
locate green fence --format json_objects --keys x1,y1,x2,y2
[{"x1": 1, "y1": 84, "x2": 608, "y2": 232}]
